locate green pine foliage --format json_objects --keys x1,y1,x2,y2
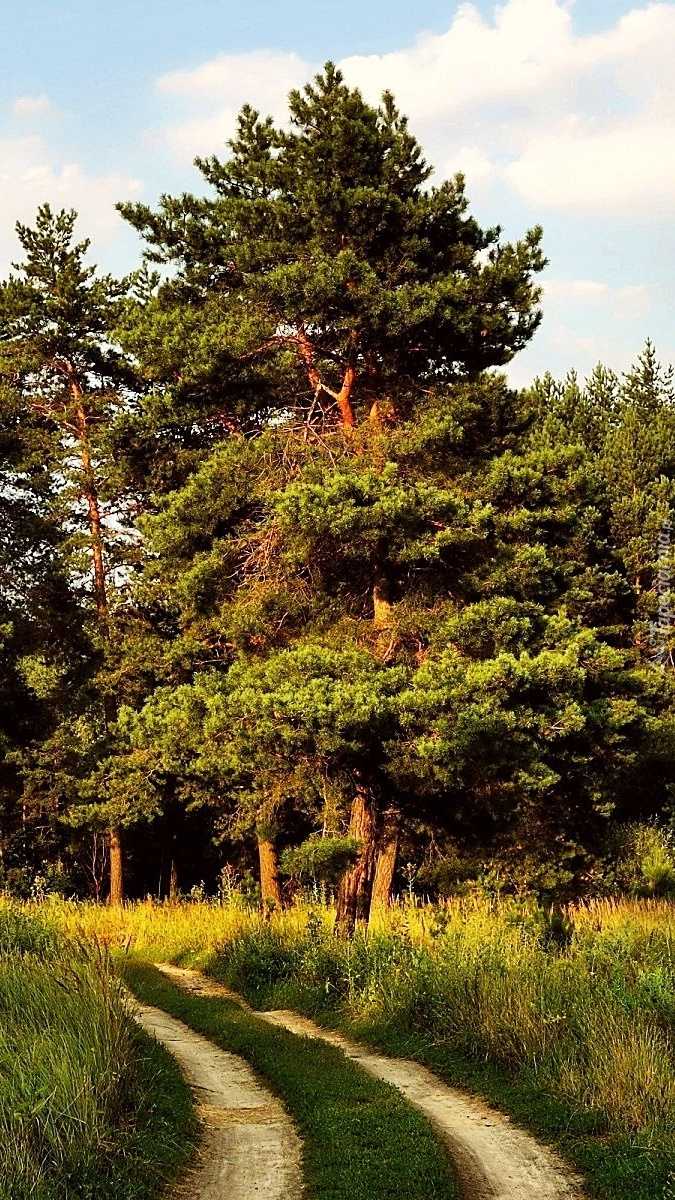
[{"x1": 118, "y1": 65, "x2": 545, "y2": 436}]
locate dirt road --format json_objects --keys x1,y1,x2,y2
[{"x1": 158, "y1": 964, "x2": 585, "y2": 1200}]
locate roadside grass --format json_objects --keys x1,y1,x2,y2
[
  {"x1": 0, "y1": 903, "x2": 196, "y2": 1200},
  {"x1": 120, "y1": 957, "x2": 460, "y2": 1200},
  {"x1": 338, "y1": 1021, "x2": 672, "y2": 1200},
  {"x1": 50, "y1": 894, "x2": 675, "y2": 1200},
  {"x1": 205, "y1": 903, "x2": 675, "y2": 1200}
]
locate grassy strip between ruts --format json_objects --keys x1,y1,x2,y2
[
  {"x1": 42, "y1": 898, "x2": 675, "y2": 1198},
  {"x1": 119, "y1": 958, "x2": 460, "y2": 1200},
  {"x1": 341, "y1": 1025, "x2": 671, "y2": 1200}
]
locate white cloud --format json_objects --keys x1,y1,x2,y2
[
  {"x1": 150, "y1": 2, "x2": 675, "y2": 217},
  {"x1": 341, "y1": 1, "x2": 675, "y2": 215},
  {"x1": 341, "y1": 0, "x2": 577, "y2": 120},
  {"x1": 615, "y1": 284, "x2": 654, "y2": 322},
  {"x1": 441, "y1": 145, "x2": 496, "y2": 190},
  {"x1": 148, "y1": 111, "x2": 239, "y2": 162},
  {"x1": 157, "y1": 49, "x2": 308, "y2": 105},
  {"x1": 543, "y1": 279, "x2": 652, "y2": 320},
  {"x1": 0, "y1": 132, "x2": 142, "y2": 274},
  {"x1": 154, "y1": 50, "x2": 309, "y2": 161},
  {"x1": 508, "y1": 275, "x2": 656, "y2": 385},
  {"x1": 504, "y1": 121, "x2": 675, "y2": 217},
  {"x1": 12, "y1": 95, "x2": 54, "y2": 121},
  {"x1": 544, "y1": 279, "x2": 610, "y2": 302}
]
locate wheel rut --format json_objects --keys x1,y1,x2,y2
[
  {"x1": 132, "y1": 998, "x2": 304, "y2": 1200},
  {"x1": 157, "y1": 963, "x2": 586, "y2": 1200}
]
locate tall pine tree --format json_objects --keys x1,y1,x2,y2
[
  {"x1": 110, "y1": 67, "x2": 553, "y2": 924},
  {"x1": 0, "y1": 206, "x2": 140, "y2": 901}
]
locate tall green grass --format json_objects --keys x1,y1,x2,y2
[
  {"x1": 40, "y1": 893, "x2": 255, "y2": 963},
  {"x1": 0, "y1": 903, "x2": 195, "y2": 1200}
]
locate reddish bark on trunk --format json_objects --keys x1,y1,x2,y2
[
  {"x1": 336, "y1": 362, "x2": 356, "y2": 430},
  {"x1": 296, "y1": 325, "x2": 322, "y2": 393},
  {"x1": 109, "y1": 825, "x2": 124, "y2": 906},
  {"x1": 336, "y1": 783, "x2": 377, "y2": 936},
  {"x1": 373, "y1": 572, "x2": 393, "y2": 630},
  {"x1": 258, "y1": 836, "x2": 283, "y2": 909},
  {"x1": 369, "y1": 810, "x2": 400, "y2": 924},
  {"x1": 295, "y1": 325, "x2": 357, "y2": 431}
]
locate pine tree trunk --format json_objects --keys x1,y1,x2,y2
[
  {"x1": 158, "y1": 798, "x2": 182, "y2": 900},
  {"x1": 336, "y1": 782, "x2": 377, "y2": 936},
  {"x1": 258, "y1": 836, "x2": 283, "y2": 909},
  {"x1": 72, "y1": 380, "x2": 125, "y2": 905},
  {"x1": 295, "y1": 325, "x2": 356, "y2": 431},
  {"x1": 109, "y1": 826, "x2": 124, "y2": 906},
  {"x1": 159, "y1": 831, "x2": 178, "y2": 899},
  {"x1": 169, "y1": 857, "x2": 178, "y2": 901},
  {"x1": 373, "y1": 542, "x2": 393, "y2": 631},
  {"x1": 369, "y1": 810, "x2": 400, "y2": 925}
]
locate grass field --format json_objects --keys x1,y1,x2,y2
[
  {"x1": 0, "y1": 904, "x2": 196, "y2": 1200},
  {"x1": 44, "y1": 893, "x2": 675, "y2": 1199}
]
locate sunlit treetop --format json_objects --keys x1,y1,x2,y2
[{"x1": 119, "y1": 64, "x2": 546, "y2": 432}]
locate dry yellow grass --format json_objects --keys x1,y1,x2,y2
[{"x1": 34, "y1": 892, "x2": 675, "y2": 1141}]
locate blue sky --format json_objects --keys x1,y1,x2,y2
[{"x1": 1, "y1": 0, "x2": 672, "y2": 386}]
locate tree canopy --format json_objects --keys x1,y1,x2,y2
[{"x1": 0, "y1": 67, "x2": 672, "y2": 916}]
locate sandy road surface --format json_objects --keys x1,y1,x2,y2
[
  {"x1": 133, "y1": 1000, "x2": 304, "y2": 1200},
  {"x1": 158, "y1": 964, "x2": 585, "y2": 1200}
]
